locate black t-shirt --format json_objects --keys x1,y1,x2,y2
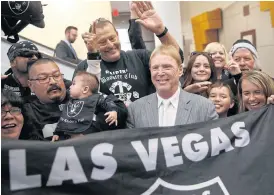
[
  {"x1": 99, "y1": 50, "x2": 155, "y2": 106},
  {"x1": 55, "y1": 94, "x2": 100, "y2": 134},
  {"x1": 21, "y1": 92, "x2": 70, "y2": 141},
  {"x1": 1, "y1": 74, "x2": 31, "y2": 99},
  {"x1": 21, "y1": 92, "x2": 128, "y2": 141}
]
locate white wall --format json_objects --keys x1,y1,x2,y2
[
  {"x1": 19, "y1": 1, "x2": 112, "y2": 60},
  {"x1": 220, "y1": 1, "x2": 274, "y2": 77},
  {"x1": 153, "y1": 1, "x2": 183, "y2": 49},
  {"x1": 180, "y1": 1, "x2": 234, "y2": 60}
]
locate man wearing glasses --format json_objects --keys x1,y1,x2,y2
[
  {"x1": 23, "y1": 58, "x2": 126, "y2": 141},
  {"x1": 22, "y1": 58, "x2": 69, "y2": 140},
  {"x1": 1, "y1": 41, "x2": 42, "y2": 100}
]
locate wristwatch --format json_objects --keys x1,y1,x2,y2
[
  {"x1": 87, "y1": 52, "x2": 101, "y2": 60},
  {"x1": 156, "y1": 27, "x2": 168, "y2": 38}
]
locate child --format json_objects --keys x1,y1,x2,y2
[
  {"x1": 208, "y1": 81, "x2": 235, "y2": 118},
  {"x1": 52, "y1": 71, "x2": 122, "y2": 141}
]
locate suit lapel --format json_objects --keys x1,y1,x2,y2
[
  {"x1": 146, "y1": 94, "x2": 159, "y2": 127},
  {"x1": 175, "y1": 90, "x2": 192, "y2": 125},
  {"x1": 62, "y1": 41, "x2": 77, "y2": 59}
]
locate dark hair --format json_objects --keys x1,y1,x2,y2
[
  {"x1": 1, "y1": 90, "x2": 23, "y2": 108},
  {"x1": 207, "y1": 81, "x2": 238, "y2": 116},
  {"x1": 208, "y1": 81, "x2": 235, "y2": 103},
  {"x1": 65, "y1": 26, "x2": 78, "y2": 34},
  {"x1": 27, "y1": 57, "x2": 57, "y2": 74},
  {"x1": 75, "y1": 71, "x2": 99, "y2": 93},
  {"x1": 183, "y1": 53, "x2": 217, "y2": 88}
]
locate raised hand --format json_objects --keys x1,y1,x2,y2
[
  {"x1": 184, "y1": 81, "x2": 212, "y2": 94},
  {"x1": 225, "y1": 54, "x2": 241, "y2": 75},
  {"x1": 82, "y1": 21, "x2": 97, "y2": 53},
  {"x1": 104, "y1": 111, "x2": 118, "y2": 126},
  {"x1": 132, "y1": 1, "x2": 165, "y2": 35}
]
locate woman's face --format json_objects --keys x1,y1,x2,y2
[
  {"x1": 241, "y1": 79, "x2": 267, "y2": 111},
  {"x1": 191, "y1": 55, "x2": 212, "y2": 82},
  {"x1": 209, "y1": 46, "x2": 226, "y2": 69},
  {"x1": 1, "y1": 104, "x2": 24, "y2": 139}
]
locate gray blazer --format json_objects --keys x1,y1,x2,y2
[
  {"x1": 54, "y1": 40, "x2": 81, "y2": 64},
  {"x1": 127, "y1": 89, "x2": 218, "y2": 128}
]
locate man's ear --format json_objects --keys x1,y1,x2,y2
[
  {"x1": 28, "y1": 80, "x2": 34, "y2": 93},
  {"x1": 10, "y1": 59, "x2": 16, "y2": 68},
  {"x1": 178, "y1": 65, "x2": 183, "y2": 77}
]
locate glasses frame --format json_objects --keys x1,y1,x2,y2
[
  {"x1": 1, "y1": 107, "x2": 22, "y2": 117},
  {"x1": 29, "y1": 73, "x2": 64, "y2": 84}
]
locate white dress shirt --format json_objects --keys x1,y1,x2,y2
[{"x1": 157, "y1": 88, "x2": 180, "y2": 127}]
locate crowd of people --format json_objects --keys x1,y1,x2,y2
[{"x1": 1, "y1": 1, "x2": 274, "y2": 142}]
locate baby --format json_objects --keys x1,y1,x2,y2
[{"x1": 52, "y1": 71, "x2": 118, "y2": 141}]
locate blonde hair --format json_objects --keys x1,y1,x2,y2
[
  {"x1": 238, "y1": 70, "x2": 274, "y2": 112},
  {"x1": 150, "y1": 45, "x2": 182, "y2": 67},
  {"x1": 204, "y1": 42, "x2": 229, "y2": 64}
]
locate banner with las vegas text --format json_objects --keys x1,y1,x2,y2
[{"x1": 2, "y1": 105, "x2": 274, "y2": 195}]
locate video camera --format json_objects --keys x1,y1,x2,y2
[{"x1": 1, "y1": 1, "x2": 45, "y2": 43}]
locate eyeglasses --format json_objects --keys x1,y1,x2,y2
[
  {"x1": 16, "y1": 50, "x2": 42, "y2": 59},
  {"x1": 190, "y1": 51, "x2": 212, "y2": 57},
  {"x1": 29, "y1": 73, "x2": 64, "y2": 84},
  {"x1": 1, "y1": 107, "x2": 22, "y2": 117}
]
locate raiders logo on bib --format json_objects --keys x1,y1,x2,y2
[
  {"x1": 67, "y1": 101, "x2": 84, "y2": 117},
  {"x1": 8, "y1": 1, "x2": 30, "y2": 15}
]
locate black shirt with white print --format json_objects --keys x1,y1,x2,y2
[
  {"x1": 1, "y1": 74, "x2": 31, "y2": 99},
  {"x1": 21, "y1": 92, "x2": 127, "y2": 141},
  {"x1": 54, "y1": 93, "x2": 126, "y2": 135},
  {"x1": 74, "y1": 50, "x2": 155, "y2": 106}
]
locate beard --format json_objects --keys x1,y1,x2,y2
[{"x1": 16, "y1": 65, "x2": 28, "y2": 74}]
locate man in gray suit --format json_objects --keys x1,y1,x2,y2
[
  {"x1": 127, "y1": 45, "x2": 218, "y2": 128},
  {"x1": 54, "y1": 26, "x2": 81, "y2": 64}
]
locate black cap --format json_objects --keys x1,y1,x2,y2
[{"x1": 7, "y1": 41, "x2": 42, "y2": 62}]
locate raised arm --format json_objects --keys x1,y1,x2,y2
[{"x1": 128, "y1": 2, "x2": 146, "y2": 50}]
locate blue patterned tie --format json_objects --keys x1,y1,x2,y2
[{"x1": 69, "y1": 43, "x2": 77, "y2": 59}]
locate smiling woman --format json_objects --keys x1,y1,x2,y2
[
  {"x1": 182, "y1": 52, "x2": 217, "y2": 97},
  {"x1": 1, "y1": 90, "x2": 24, "y2": 140},
  {"x1": 238, "y1": 70, "x2": 274, "y2": 112}
]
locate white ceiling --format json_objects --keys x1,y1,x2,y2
[{"x1": 110, "y1": 1, "x2": 130, "y2": 12}]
